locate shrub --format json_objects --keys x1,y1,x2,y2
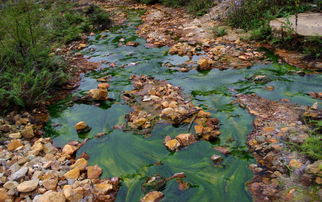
[
  {"x1": 212, "y1": 26, "x2": 228, "y2": 37},
  {"x1": 186, "y1": 0, "x2": 214, "y2": 16},
  {"x1": 227, "y1": 0, "x2": 314, "y2": 30},
  {"x1": 133, "y1": 0, "x2": 213, "y2": 16},
  {"x1": 0, "y1": 0, "x2": 111, "y2": 110}
]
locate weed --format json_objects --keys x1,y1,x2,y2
[
  {"x1": 0, "y1": 0, "x2": 111, "y2": 110},
  {"x1": 212, "y1": 26, "x2": 228, "y2": 37}
]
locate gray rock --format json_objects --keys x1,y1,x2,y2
[{"x1": 10, "y1": 166, "x2": 28, "y2": 180}]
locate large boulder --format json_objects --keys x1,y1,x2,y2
[{"x1": 270, "y1": 12, "x2": 322, "y2": 37}]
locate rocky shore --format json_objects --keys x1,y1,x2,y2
[
  {"x1": 0, "y1": 113, "x2": 120, "y2": 201},
  {"x1": 237, "y1": 94, "x2": 321, "y2": 201}
]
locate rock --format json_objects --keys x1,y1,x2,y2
[
  {"x1": 213, "y1": 146, "x2": 230, "y2": 155},
  {"x1": 126, "y1": 41, "x2": 139, "y2": 47},
  {"x1": 289, "y1": 159, "x2": 303, "y2": 169},
  {"x1": 161, "y1": 108, "x2": 174, "y2": 115},
  {"x1": 0, "y1": 188, "x2": 9, "y2": 201},
  {"x1": 62, "y1": 144, "x2": 78, "y2": 155},
  {"x1": 17, "y1": 179, "x2": 39, "y2": 192},
  {"x1": 97, "y1": 83, "x2": 110, "y2": 89},
  {"x1": 7, "y1": 139, "x2": 23, "y2": 151},
  {"x1": 164, "y1": 139, "x2": 181, "y2": 152},
  {"x1": 197, "y1": 57, "x2": 214, "y2": 71},
  {"x1": 63, "y1": 168, "x2": 80, "y2": 180},
  {"x1": 31, "y1": 142, "x2": 44, "y2": 155},
  {"x1": 265, "y1": 86, "x2": 275, "y2": 91},
  {"x1": 10, "y1": 167, "x2": 28, "y2": 180},
  {"x1": 141, "y1": 191, "x2": 164, "y2": 202},
  {"x1": 34, "y1": 190, "x2": 66, "y2": 202},
  {"x1": 62, "y1": 185, "x2": 73, "y2": 200},
  {"x1": 306, "y1": 160, "x2": 322, "y2": 176},
  {"x1": 74, "y1": 121, "x2": 91, "y2": 133},
  {"x1": 94, "y1": 183, "x2": 113, "y2": 193},
  {"x1": 42, "y1": 178, "x2": 58, "y2": 190},
  {"x1": 3, "y1": 181, "x2": 18, "y2": 190},
  {"x1": 210, "y1": 154, "x2": 223, "y2": 163},
  {"x1": 175, "y1": 133, "x2": 196, "y2": 147},
  {"x1": 87, "y1": 165, "x2": 102, "y2": 179},
  {"x1": 198, "y1": 110, "x2": 211, "y2": 118},
  {"x1": 269, "y1": 12, "x2": 322, "y2": 37},
  {"x1": 71, "y1": 158, "x2": 88, "y2": 171},
  {"x1": 194, "y1": 125, "x2": 203, "y2": 134},
  {"x1": 133, "y1": 118, "x2": 148, "y2": 128},
  {"x1": 9, "y1": 132, "x2": 21, "y2": 139},
  {"x1": 88, "y1": 89, "x2": 108, "y2": 100},
  {"x1": 0, "y1": 124, "x2": 11, "y2": 132},
  {"x1": 21, "y1": 124, "x2": 34, "y2": 138}
]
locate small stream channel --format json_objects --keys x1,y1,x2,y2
[{"x1": 45, "y1": 10, "x2": 322, "y2": 201}]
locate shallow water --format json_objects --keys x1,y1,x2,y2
[{"x1": 46, "y1": 10, "x2": 322, "y2": 201}]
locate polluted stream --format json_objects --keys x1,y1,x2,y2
[{"x1": 45, "y1": 10, "x2": 322, "y2": 201}]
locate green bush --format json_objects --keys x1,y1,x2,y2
[
  {"x1": 0, "y1": 0, "x2": 111, "y2": 109},
  {"x1": 133, "y1": 0, "x2": 213, "y2": 16},
  {"x1": 212, "y1": 26, "x2": 228, "y2": 37},
  {"x1": 227, "y1": 0, "x2": 313, "y2": 30},
  {"x1": 186, "y1": 0, "x2": 214, "y2": 16},
  {"x1": 300, "y1": 135, "x2": 322, "y2": 160}
]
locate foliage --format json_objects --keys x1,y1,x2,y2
[
  {"x1": 227, "y1": 0, "x2": 320, "y2": 58},
  {"x1": 300, "y1": 135, "x2": 322, "y2": 160},
  {"x1": 227, "y1": 0, "x2": 313, "y2": 30},
  {"x1": 134, "y1": 0, "x2": 213, "y2": 15},
  {"x1": 298, "y1": 118, "x2": 322, "y2": 160},
  {"x1": 0, "y1": 0, "x2": 111, "y2": 109},
  {"x1": 212, "y1": 26, "x2": 228, "y2": 37}
]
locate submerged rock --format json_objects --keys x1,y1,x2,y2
[
  {"x1": 142, "y1": 174, "x2": 166, "y2": 193},
  {"x1": 210, "y1": 154, "x2": 223, "y2": 164},
  {"x1": 141, "y1": 191, "x2": 164, "y2": 202}
]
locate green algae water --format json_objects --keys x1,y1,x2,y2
[{"x1": 46, "y1": 10, "x2": 322, "y2": 201}]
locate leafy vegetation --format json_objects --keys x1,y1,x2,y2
[
  {"x1": 227, "y1": 0, "x2": 321, "y2": 58},
  {"x1": 0, "y1": 0, "x2": 111, "y2": 110},
  {"x1": 288, "y1": 117, "x2": 322, "y2": 160},
  {"x1": 134, "y1": 0, "x2": 214, "y2": 16},
  {"x1": 212, "y1": 26, "x2": 228, "y2": 37}
]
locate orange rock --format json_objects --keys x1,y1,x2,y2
[
  {"x1": 197, "y1": 110, "x2": 211, "y2": 118},
  {"x1": 7, "y1": 140, "x2": 23, "y2": 151},
  {"x1": 194, "y1": 125, "x2": 203, "y2": 134},
  {"x1": 97, "y1": 83, "x2": 110, "y2": 89},
  {"x1": 87, "y1": 165, "x2": 102, "y2": 179},
  {"x1": 141, "y1": 191, "x2": 164, "y2": 202},
  {"x1": 175, "y1": 134, "x2": 196, "y2": 147},
  {"x1": 62, "y1": 144, "x2": 78, "y2": 155},
  {"x1": 289, "y1": 159, "x2": 303, "y2": 169},
  {"x1": 75, "y1": 121, "x2": 87, "y2": 130},
  {"x1": 71, "y1": 158, "x2": 88, "y2": 171},
  {"x1": 165, "y1": 139, "x2": 181, "y2": 152},
  {"x1": 263, "y1": 127, "x2": 275, "y2": 133},
  {"x1": 64, "y1": 168, "x2": 80, "y2": 180},
  {"x1": 94, "y1": 183, "x2": 113, "y2": 193}
]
